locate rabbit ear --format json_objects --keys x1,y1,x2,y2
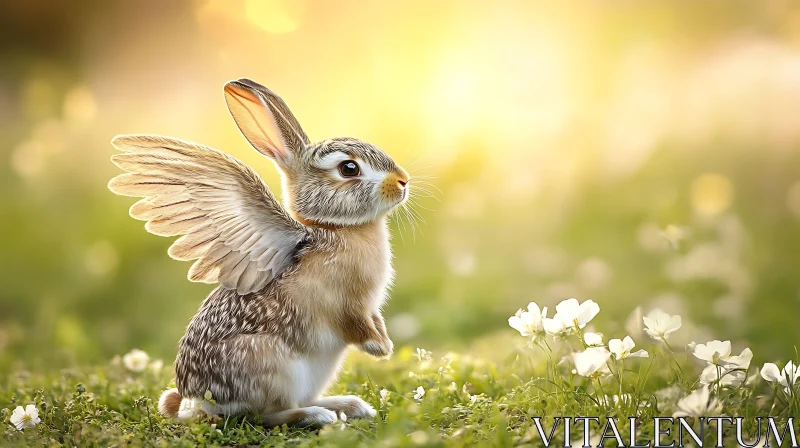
[{"x1": 224, "y1": 79, "x2": 310, "y2": 164}]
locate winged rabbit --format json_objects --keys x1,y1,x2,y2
[{"x1": 108, "y1": 79, "x2": 410, "y2": 426}]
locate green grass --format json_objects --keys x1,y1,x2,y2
[{"x1": 2, "y1": 326, "x2": 797, "y2": 447}]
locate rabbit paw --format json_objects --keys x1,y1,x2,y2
[
  {"x1": 296, "y1": 406, "x2": 338, "y2": 427},
  {"x1": 360, "y1": 337, "x2": 394, "y2": 358},
  {"x1": 341, "y1": 397, "x2": 376, "y2": 419},
  {"x1": 313, "y1": 395, "x2": 376, "y2": 419}
]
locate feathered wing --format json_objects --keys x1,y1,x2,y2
[{"x1": 108, "y1": 135, "x2": 308, "y2": 295}]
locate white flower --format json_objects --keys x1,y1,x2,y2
[
  {"x1": 721, "y1": 348, "x2": 753, "y2": 370},
  {"x1": 761, "y1": 361, "x2": 800, "y2": 392},
  {"x1": 543, "y1": 315, "x2": 569, "y2": 335},
  {"x1": 694, "y1": 343, "x2": 752, "y2": 388},
  {"x1": 672, "y1": 387, "x2": 722, "y2": 417},
  {"x1": 122, "y1": 349, "x2": 150, "y2": 372},
  {"x1": 10, "y1": 404, "x2": 40, "y2": 431},
  {"x1": 413, "y1": 386, "x2": 425, "y2": 400},
  {"x1": 379, "y1": 389, "x2": 390, "y2": 405},
  {"x1": 699, "y1": 364, "x2": 747, "y2": 387},
  {"x1": 572, "y1": 347, "x2": 611, "y2": 377},
  {"x1": 508, "y1": 302, "x2": 548, "y2": 339},
  {"x1": 583, "y1": 332, "x2": 604, "y2": 347},
  {"x1": 148, "y1": 359, "x2": 164, "y2": 374},
  {"x1": 694, "y1": 341, "x2": 752, "y2": 368},
  {"x1": 692, "y1": 340, "x2": 731, "y2": 364},
  {"x1": 543, "y1": 298, "x2": 600, "y2": 335},
  {"x1": 643, "y1": 309, "x2": 682, "y2": 340},
  {"x1": 608, "y1": 336, "x2": 649, "y2": 360},
  {"x1": 415, "y1": 347, "x2": 432, "y2": 362}
]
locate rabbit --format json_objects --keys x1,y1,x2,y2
[{"x1": 107, "y1": 78, "x2": 410, "y2": 427}]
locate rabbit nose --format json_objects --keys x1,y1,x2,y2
[{"x1": 395, "y1": 167, "x2": 410, "y2": 188}]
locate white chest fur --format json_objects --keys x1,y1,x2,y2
[{"x1": 287, "y1": 334, "x2": 349, "y2": 404}]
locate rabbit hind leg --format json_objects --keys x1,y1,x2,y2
[
  {"x1": 308, "y1": 395, "x2": 376, "y2": 419},
  {"x1": 261, "y1": 406, "x2": 337, "y2": 428}
]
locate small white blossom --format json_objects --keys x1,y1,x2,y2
[
  {"x1": 122, "y1": 349, "x2": 150, "y2": 373},
  {"x1": 694, "y1": 341, "x2": 752, "y2": 368},
  {"x1": 583, "y1": 332, "x2": 604, "y2": 347},
  {"x1": 9, "y1": 404, "x2": 40, "y2": 431},
  {"x1": 508, "y1": 302, "x2": 548, "y2": 340},
  {"x1": 543, "y1": 298, "x2": 600, "y2": 335},
  {"x1": 699, "y1": 364, "x2": 747, "y2": 387},
  {"x1": 692, "y1": 340, "x2": 731, "y2": 364},
  {"x1": 148, "y1": 359, "x2": 164, "y2": 374},
  {"x1": 673, "y1": 387, "x2": 722, "y2": 417},
  {"x1": 643, "y1": 309, "x2": 682, "y2": 340},
  {"x1": 415, "y1": 347, "x2": 432, "y2": 362},
  {"x1": 608, "y1": 336, "x2": 648, "y2": 360},
  {"x1": 721, "y1": 348, "x2": 753, "y2": 370},
  {"x1": 761, "y1": 361, "x2": 800, "y2": 393},
  {"x1": 379, "y1": 389, "x2": 390, "y2": 405},
  {"x1": 572, "y1": 347, "x2": 611, "y2": 377},
  {"x1": 694, "y1": 343, "x2": 752, "y2": 388},
  {"x1": 413, "y1": 386, "x2": 425, "y2": 400}
]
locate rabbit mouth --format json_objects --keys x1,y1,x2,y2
[
  {"x1": 378, "y1": 169, "x2": 410, "y2": 205},
  {"x1": 378, "y1": 188, "x2": 408, "y2": 215}
]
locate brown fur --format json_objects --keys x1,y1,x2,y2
[
  {"x1": 285, "y1": 220, "x2": 393, "y2": 345},
  {"x1": 158, "y1": 388, "x2": 182, "y2": 417}
]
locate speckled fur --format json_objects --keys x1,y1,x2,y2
[{"x1": 174, "y1": 219, "x2": 393, "y2": 415}]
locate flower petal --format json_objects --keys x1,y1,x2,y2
[
  {"x1": 622, "y1": 336, "x2": 636, "y2": 351},
  {"x1": 526, "y1": 302, "x2": 541, "y2": 315},
  {"x1": 761, "y1": 362, "x2": 781, "y2": 384},
  {"x1": 555, "y1": 298, "x2": 580, "y2": 316},
  {"x1": 575, "y1": 300, "x2": 600, "y2": 325},
  {"x1": 608, "y1": 339, "x2": 623, "y2": 357}
]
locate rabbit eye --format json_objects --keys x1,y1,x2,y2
[{"x1": 338, "y1": 160, "x2": 360, "y2": 177}]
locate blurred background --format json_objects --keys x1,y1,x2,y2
[{"x1": 1, "y1": 0, "x2": 799, "y2": 373}]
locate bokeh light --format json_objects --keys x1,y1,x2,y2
[{"x1": 1, "y1": 1, "x2": 799, "y2": 370}]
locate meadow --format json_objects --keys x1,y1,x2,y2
[
  {"x1": 2, "y1": 299, "x2": 799, "y2": 446},
  {"x1": 2, "y1": 1, "x2": 800, "y2": 446}
]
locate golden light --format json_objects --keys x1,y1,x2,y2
[
  {"x1": 63, "y1": 86, "x2": 97, "y2": 125},
  {"x1": 690, "y1": 173, "x2": 734, "y2": 217},
  {"x1": 245, "y1": 0, "x2": 306, "y2": 34}
]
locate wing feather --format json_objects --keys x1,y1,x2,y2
[{"x1": 109, "y1": 134, "x2": 309, "y2": 294}]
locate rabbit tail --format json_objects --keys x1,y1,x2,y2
[{"x1": 158, "y1": 388, "x2": 182, "y2": 417}]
